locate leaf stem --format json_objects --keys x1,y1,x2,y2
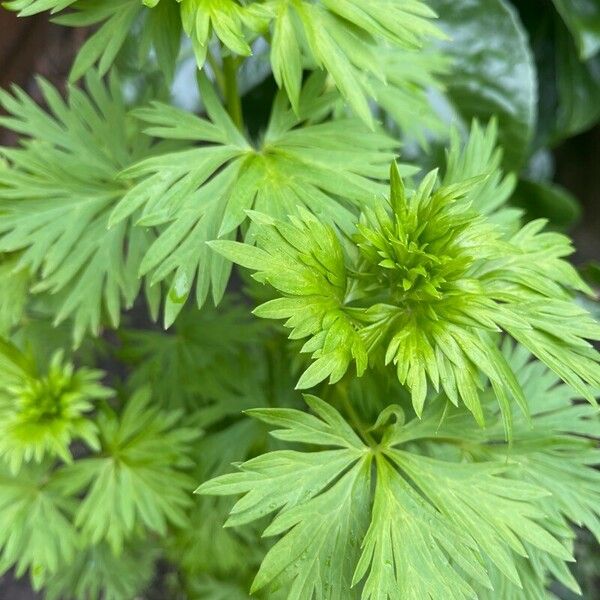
[
  {"x1": 337, "y1": 382, "x2": 377, "y2": 447},
  {"x1": 223, "y1": 55, "x2": 244, "y2": 131},
  {"x1": 206, "y1": 50, "x2": 226, "y2": 95}
]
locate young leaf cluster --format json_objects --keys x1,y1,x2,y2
[
  {"x1": 0, "y1": 341, "x2": 112, "y2": 474},
  {"x1": 212, "y1": 122, "x2": 600, "y2": 430},
  {"x1": 0, "y1": 342, "x2": 200, "y2": 594}
]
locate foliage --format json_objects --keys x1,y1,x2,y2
[
  {"x1": 44, "y1": 542, "x2": 158, "y2": 600},
  {"x1": 0, "y1": 0, "x2": 600, "y2": 598},
  {"x1": 0, "y1": 461, "x2": 79, "y2": 590},
  {"x1": 59, "y1": 388, "x2": 199, "y2": 554},
  {"x1": 118, "y1": 297, "x2": 264, "y2": 407},
  {"x1": 0, "y1": 342, "x2": 112, "y2": 474},
  {"x1": 0, "y1": 71, "x2": 160, "y2": 344},
  {"x1": 109, "y1": 72, "x2": 400, "y2": 325},
  {"x1": 199, "y1": 344, "x2": 600, "y2": 599},
  {"x1": 212, "y1": 122, "x2": 600, "y2": 430}
]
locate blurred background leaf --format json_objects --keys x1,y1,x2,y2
[{"x1": 429, "y1": 0, "x2": 537, "y2": 169}]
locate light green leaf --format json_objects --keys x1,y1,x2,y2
[
  {"x1": 58, "y1": 388, "x2": 198, "y2": 554},
  {"x1": 199, "y1": 395, "x2": 575, "y2": 599},
  {"x1": 123, "y1": 74, "x2": 395, "y2": 324},
  {"x1": 0, "y1": 461, "x2": 79, "y2": 590},
  {"x1": 0, "y1": 72, "x2": 160, "y2": 344},
  {"x1": 0, "y1": 348, "x2": 112, "y2": 474}
]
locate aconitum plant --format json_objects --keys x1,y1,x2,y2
[{"x1": 0, "y1": 1, "x2": 599, "y2": 599}]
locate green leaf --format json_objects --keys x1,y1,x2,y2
[
  {"x1": 443, "y1": 119, "x2": 517, "y2": 220},
  {"x1": 119, "y1": 74, "x2": 396, "y2": 325},
  {"x1": 221, "y1": 121, "x2": 600, "y2": 428},
  {"x1": 0, "y1": 349, "x2": 112, "y2": 474},
  {"x1": 551, "y1": 0, "x2": 600, "y2": 60},
  {"x1": 370, "y1": 45, "x2": 450, "y2": 145},
  {"x1": 3, "y1": 0, "x2": 78, "y2": 15},
  {"x1": 44, "y1": 541, "x2": 158, "y2": 600},
  {"x1": 252, "y1": 458, "x2": 370, "y2": 598},
  {"x1": 258, "y1": 0, "x2": 442, "y2": 125},
  {"x1": 556, "y1": 27, "x2": 600, "y2": 137},
  {"x1": 208, "y1": 241, "x2": 271, "y2": 272},
  {"x1": 0, "y1": 72, "x2": 160, "y2": 344},
  {"x1": 62, "y1": 1, "x2": 141, "y2": 82},
  {"x1": 410, "y1": 341, "x2": 600, "y2": 598},
  {"x1": 212, "y1": 208, "x2": 370, "y2": 389},
  {"x1": 199, "y1": 395, "x2": 575, "y2": 599},
  {"x1": 0, "y1": 461, "x2": 79, "y2": 590},
  {"x1": 58, "y1": 388, "x2": 199, "y2": 554},
  {"x1": 511, "y1": 178, "x2": 581, "y2": 228},
  {"x1": 429, "y1": 0, "x2": 537, "y2": 168},
  {"x1": 196, "y1": 399, "x2": 369, "y2": 598},
  {"x1": 118, "y1": 298, "x2": 264, "y2": 408}
]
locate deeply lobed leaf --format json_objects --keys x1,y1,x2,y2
[{"x1": 211, "y1": 121, "x2": 600, "y2": 430}]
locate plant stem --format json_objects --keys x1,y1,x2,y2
[
  {"x1": 343, "y1": 396, "x2": 377, "y2": 447},
  {"x1": 334, "y1": 380, "x2": 377, "y2": 447},
  {"x1": 206, "y1": 50, "x2": 226, "y2": 95},
  {"x1": 223, "y1": 55, "x2": 244, "y2": 131}
]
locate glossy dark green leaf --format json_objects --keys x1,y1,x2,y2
[
  {"x1": 556, "y1": 27, "x2": 600, "y2": 137},
  {"x1": 580, "y1": 262, "x2": 600, "y2": 289},
  {"x1": 429, "y1": 0, "x2": 537, "y2": 168},
  {"x1": 511, "y1": 178, "x2": 581, "y2": 228},
  {"x1": 551, "y1": 0, "x2": 600, "y2": 60}
]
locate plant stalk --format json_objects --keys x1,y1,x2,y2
[{"x1": 223, "y1": 55, "x2": 244, "y2": 131}]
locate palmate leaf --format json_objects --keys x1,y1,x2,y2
[
  {"x1": 391, "y1": 341, "x2": 600, "y2": 599},
  {"x1": 211, "y1": 121, "x2": 600, "y2": 429},
  {"x1": 257, "y1": 0, "x2": 443, "y2": 122},
  {"x1": 111, "y1": 73, "x2": 399, "y2": 326},
  {"x1": 146, "y1": 0, "x2": 442, "y2": 123},
  {"x1": 119, "y1": 298, "x2": 265, "y2": 408},
  {"x1": 197, "y1": 395, "x2": 370, "y2": 599},
  {"x1": 0, "y1": 461, "x2": 79, "y2": 590},
  {"x1": 44, "y1": 541, "x2": 158, "y2": 600},
  {"x1": 198, "y1": 394, "x2": 574, "y2": 599},
  {"x1": 55, "y1": 388, "x2": 199, "y2": 554},
  {"x1": 0, "y1": 72, "x2": 160, "y2": 344},
  {"x1": 5, "y1": 0, "x2": 182, "y2": 82}
]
